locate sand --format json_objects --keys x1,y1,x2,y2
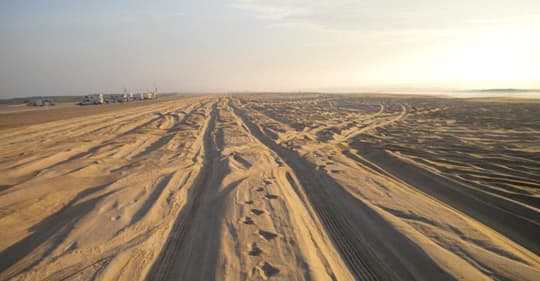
[{"x1": 0, "y1": 94, "x2": 538, "y2": 281}]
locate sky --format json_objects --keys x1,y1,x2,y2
[{"x1": 1, "y1": 0, "x2": 539, "y2": 98}]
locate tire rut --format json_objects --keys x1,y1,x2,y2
[
  {"x1": 229, "y1": 99, "x2": 410, "y2": 281},
  {"x1": 145, "y1": 101, "x2": 218, "y2": 281}
]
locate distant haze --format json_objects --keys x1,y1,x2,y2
[{"x1": 1, "y1": 1, "x2": 539, "y2": 98}]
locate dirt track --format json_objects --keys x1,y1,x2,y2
[{"x1": 0, "y1": 94, "x2": 539, "y2": 281}]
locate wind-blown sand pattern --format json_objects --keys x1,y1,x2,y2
[{"x1": 0, "y1": 94, "x2": 539, "y2": 281}]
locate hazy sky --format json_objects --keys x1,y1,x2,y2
[{"x1": 1, "y1": 1, "x2": 539, "y2": 98}]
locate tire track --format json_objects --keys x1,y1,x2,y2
[
  {"x1": 1, "y1": 101, "x2": 197, "y2": 181},
  {"x1": 133, "y1": 103, "x2": 204, "y2": 159},
  {"x1": 337, "y1": 104, "x2": 407, "y2": 142},
  {"x1": 0, "y1": 101, "x2": 176, "y2": 148},
  {"x1": 229, "y1": 99, "x2": 451, "y2": 281},
  {"x1": 0, "y1": 102, "x2": 175, "y2": 165},
  {"x1": 145, "y1": 100, "x2": 219, "y2": 281},
  {"x1": 350, "y1": 143, "x2": 540, "y2": 255},
  {"x1": 3, "y1": 100, "x2": 212, "y2": 280}
]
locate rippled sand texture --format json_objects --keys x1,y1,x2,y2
[{"x1": 0, "y1": 94, "x2": 538, "y2": 281}]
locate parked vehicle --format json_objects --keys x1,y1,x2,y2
[
  {"x1": 80, "y1": 94, "x2": 104, "y2": 105},
  {"x1": 26, "y1": 98, "x2": 55, "y2": 106},
  {"x1": 105, "y1": 94, "x2": 128, "y2": 103}
]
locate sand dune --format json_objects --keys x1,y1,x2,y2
[{"x1": 0, "y1": 94, "x2": 539, "y2": 280}]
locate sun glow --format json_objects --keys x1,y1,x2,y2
[
  {"x1": 352, "y1": 25, "x2": 540, "y2": 88},
  {"x1": 437, "y1": 26, "x2": 540, "y2": 84}
]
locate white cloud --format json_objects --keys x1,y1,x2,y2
[
  {"x1": 230, "y1": 0, "x2": 309, "y2": 21},
  {"x1": 229, "y1": 0, "x2": 353, "y2": 31},
  {"x1": 229, "y1": 0, "x2": 540, "y2": 32}
]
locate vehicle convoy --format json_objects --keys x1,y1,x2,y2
[{"x1": 79, "y1": 88, "x2": 157, "y2": 105}]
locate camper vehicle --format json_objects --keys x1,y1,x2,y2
[
  {"x1": 145, "y1": 92, "x2": 157, "y2": 100},
  {"x1": 145, "y1": 88, "x2": 158, "y2": 100},
  {"x1": 121, "y1": 88, "x2": 134, "y2": 102},
  {"x1": 80, "y1": 94, "x2": 104, "y2": 105},
  {"x1": 106, "y1": 94, "x2": 128, "y2": 103},
  {"x1": 26, "y1": 98, "x2": 55, "y2": 106}
]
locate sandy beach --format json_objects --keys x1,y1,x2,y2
[{"x1": 0, "y1": 94, "x2": 538, "y2": 281}]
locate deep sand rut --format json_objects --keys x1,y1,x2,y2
[
  {"x1": 148, "y1": 98, "x2": 354, "y2": 281},
  {"x1": 231, "y1": 99, "x2": 452, "y2": 281},
  {"x1": 0, "y1": 94, "x2": 539, "y2": 281}
]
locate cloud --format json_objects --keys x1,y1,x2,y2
[
  {"x1": 230, "y1": 0, "x2": 356, "y2": 31},
  {"x1": 229, "y1": 0, "x2": 540, "y2": 32},
  {"x1": 229, "y1": 0, "x2": 428, "y2": 32},
  {"x1": 230, "y1": 0, "x2": 309, "y2": 21}
]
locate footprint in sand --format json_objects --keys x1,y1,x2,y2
[
  {"x1": 265, "y1": 194, "x2": 278, "y2": 200},
  {"x1": 263, "y1": 180, "x2": 272, "y2": 185},
  {"x1": 243, "y1": 216, "x2": 254, "y2": 225},
  {"x1": 256, "y1": 187, "x2": 264, "y2": 192},
  {"x1": 245, "y1": 200, "x2": 254, "y2": 205},
  {"x1": 258, "y1": 262, "x2": 280, "y2": 278},
  {"x1": 251, "y1": 209, "x2": 265, "y2": 216},
  {"x1": 258, "y1": 230, "x2": 278, "y2": 241},
  {"x1": 248, "y1": 243, "x2": 262, "y2": 256}
]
